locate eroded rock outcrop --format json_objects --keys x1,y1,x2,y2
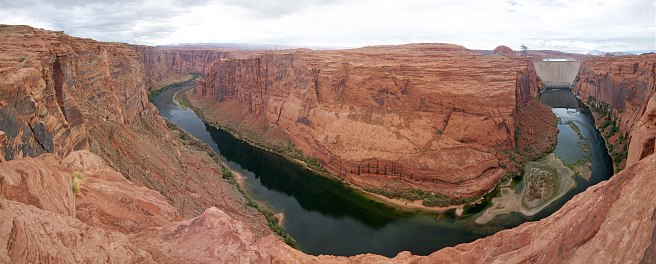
[
  {"x1": 130, "y1": 46, "x2": 233, "y2": 91},
  {"x1": 574, "y1": 53, "x2": 656, "y2": 170},
  {"x1": 0, "y1": 26, "x2": 88, "y2": 161},
  {"x1": 190, "y1": 44, "x2": 542, "y2": 197},
  {"x1": 493, "y1": 45, "x2": 514, "y2": 55},
  {"x1": 0, "y1": 151, "x2": 154, "y2": 263},
  {"x1": 3, "y1": 148, "x2": 656, "y2": 263},
  {"x1": 3, "y1": 25, "x2": 656, "y2": 264},
  {"x1": 0, "y1": 25, "x2": 271, "y2": 239}
]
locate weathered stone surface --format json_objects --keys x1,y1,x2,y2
[
  {"x1": 0, "y1": 151, "x2": 156, "y2": 263},
  {"x1": 0, "y1": 198, "x2": 156, "y2": 263},
  {"x1": 158, "y1": 47, "x2": 233, "y2": 75},
  {"x1": 130, "y1": 45, "x2": 233, "y2": 91},
  {"x1": 3, "y1": 150, "x2": 656, "y2": 264},
  {"x1": 3, "y1": 25, "x2": 656, "y2": 264},
  {"x1": 190, "y1": 44, "x2": 541, "y2": 197},
  {"x1": 493, "y1": 45, "x2": 514, "y2": 55},
  {"x1": 0, "y1": 25, "x2": 271, "y2": 239},
  {"x1": 66, "y1": 150, "x2": 181, "y2": 234},
  {"x1": 573, "y1": 53, "x2": 656, "y2": 168},
  {"x1": 0, "y1": 153, "x2": 75, "y2": 217}
]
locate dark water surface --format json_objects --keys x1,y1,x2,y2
[
  {"x1": 539, "y1": 89, "x2": 581, "y2": 108},
  {"x1": 154, "y1": 82, "x2": 613, "y2": 257}
]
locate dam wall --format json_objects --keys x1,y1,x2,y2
[{"x1": 534, "y1": 60, "x2": 581, "y2": 88}]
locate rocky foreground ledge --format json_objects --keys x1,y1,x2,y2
[
  {"x1": 2, "y1": 151, "x2": 656, "y2": 263},
  {"x1": 1, "y1": 25, "x2": 656, "y2": 263}
]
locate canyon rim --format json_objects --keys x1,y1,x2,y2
[{"x1": 0, "y1": 24, "x2": 655, "y2": 263}]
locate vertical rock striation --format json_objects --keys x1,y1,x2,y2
[
  {"x1": 573, "y1": 53, "x2": 656, "y2": 169},
  {"x1": 2, "y1": 25, "x2": 656, "y2": 264},
  {"x1": 130, "y1": 46, "x2": 233, "y2": 91},
  {"x1": 191, "y1": 45, "x2": 542, "y2": 197},
  {"x1": 0, "y1": 25, "x2": 270, "y2": 239}
]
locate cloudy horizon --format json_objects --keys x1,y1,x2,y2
[{"x1": 1, "y1": 0, "x2": 654, "y2": 52}]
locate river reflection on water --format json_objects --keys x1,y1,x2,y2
[{"x1": 154, "y1": 83, "x2": 612, "y2": 257}]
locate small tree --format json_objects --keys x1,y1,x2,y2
[{"x1": 521, "y1": 45, "x2": 528, "y2": 57}]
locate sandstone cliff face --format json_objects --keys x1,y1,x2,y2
[
  {"x1": 493, "y1": 45, "x2": 514, "y2": 55},
  {"x1": 0, "y1": 25, "x2": 89, "y2": 161},
  {"x1": 2, "y1": 25, "x2": 656, "y2": 264},
  {"x1": 152, "y1": 153, "x2": 656, "y2": 264},
  {"x1": 191, "y1": 45, "x2": 540, "y2": 197},
  {"x1": 0, "y1": 25, "x2": 271, "y2": 239},
  {"x1": 130, "y1": 46, "x2": 233, "y2": 91},
  {"x1": 163, "y1": 48, "x2": 232, "y2": 75},
  {"x1": 3, "y1": 149, "x2": 656, "y2": 263},
  {"x1": 0, "y1": 151, "x2": 153, "y2": 263},
  {"x1": 573, "y1": 54, "x2": 656, "y2": 168}
]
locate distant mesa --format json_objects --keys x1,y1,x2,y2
[
  {"x1": 493, "y1": 45, "x2": 514, "y2": 55},
  {"x1": 360, "y1": 43, "x2": 470, "y2": 52}
]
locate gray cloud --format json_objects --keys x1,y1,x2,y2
[
  {"x1": 218, "y1": 0, "x2": 340, "y2": 18},
  {"x1": 0, "y1": 0, "x2": 653, "y2": 51},
  {"x1": 0, "y1": 0, "x2": 189, "y2": 44}
]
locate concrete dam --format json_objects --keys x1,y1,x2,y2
[
  {"x1": 535, "y1": 59, "x2": 582, "y2": 108},
  {"x1": 534, "y1": 59, "x2": 581, "y2": 89}
]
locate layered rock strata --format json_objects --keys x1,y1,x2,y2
[
  {"x1": 574, "y1": 53, "x2": 656, "y2": 170},
  {"x1": 2, "y1": 149, "x2": 656, "y2": 263},
  {"x1": 190, "y1": 45, "x2": 541, "y2": 197},
  {"x1": 3, "y1": 25, "x2": 656, "y2": 264},
  {"x1": 0, "y1": 25, "x2": 270, "y2": 238},
  {"x1": 131, "y1": 45, "x2": 233, "y2": 90}
]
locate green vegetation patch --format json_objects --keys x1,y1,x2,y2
[
  {"x1": 165, "y1": 120, "x2": 220, "y2": 164},
  {"x1": 174, "y1": 92, "x2": 192, "y2": 109},
  {"x1": 71, "y1": 171, "x2": 84, "y2": 193},
  {"x1": 566, "y1": 121, "x2": 582, "y2": 137},
  {"x1": 147, "y1": 73, "x2": 200, "y2": 102},
  {"x1": 72, "y1": 178, "x2": 80, "y2": 193},
  {"x1": 586, "y1": 96, "x2": 628, "y2": 173},
  {"x1": 275, "y1": 141, "x2": 329, "y2": 174},
  {"x1": 365, "y1": 187, "x2": 479, "y2": 208},
  {"x1": 523, "y1": 163, "x2": 559, "y2": 208},
  {"x1": 220, "y1": 164, "x2": 299, "y2": 249},
  {"x1": 72, "y1": 171, "x2": 84, "y2": 179}
]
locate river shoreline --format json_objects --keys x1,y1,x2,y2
[
  {"x1": 176, "y1": 86, "x2": 481, "y2": 214},
  {"x1": 154, "y1": 80, "x2": 613, "y2": 257}
]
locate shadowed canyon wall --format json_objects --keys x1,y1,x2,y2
[
  {"x1": 3, "y1": 25, "x2": 656, "y2": 263},
  {"x1": 191, "y1": 45, "x2": 542, "y2": 197},
  {"x1": 573, "y1": 54, "x2": 656, "y2": 170},
  {"x1": 0, "y1": 25, "x2": 271, "y2": 240},
  {"x1": 131, "y1": 45, "x2": 233, "y2": 91}
]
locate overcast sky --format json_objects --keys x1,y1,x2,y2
[{"x1": 1, "y1": 0, "x2": 654, "y2": 51}]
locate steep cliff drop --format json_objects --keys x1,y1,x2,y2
[
  {"x1": 186, "y1": 45, "x2": 555, "y2": 201},
  {"x1": 574, "y1": 53, "x2": 656, "y2": 172},
  {"x1": 1, "y1": 150, "x2": 655, "y2": 263},
  {"x1": 0, "y1": 25, "x2": 272, "y2": 241},
  {"x1": 2, "y1": 25, "x2": 656, "y2": 263}
]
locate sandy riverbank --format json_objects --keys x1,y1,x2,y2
[
  {"x1": 362, "y1": 191, "x2": 466, "y2": 213},
  {"x1": 476, "y1": 153, "x2": 581, "y2": 224}
]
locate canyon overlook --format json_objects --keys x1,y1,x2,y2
[{"x1": 1, "y1": 25, "x2": 656, "y2": 263}]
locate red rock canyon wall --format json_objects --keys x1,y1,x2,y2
[
  {"x1": 192, "y1": 46, "x2": 541, "y2": 197},
  {"x1": 574, "y1": 54, "x2": 656, "y2": 168}
]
